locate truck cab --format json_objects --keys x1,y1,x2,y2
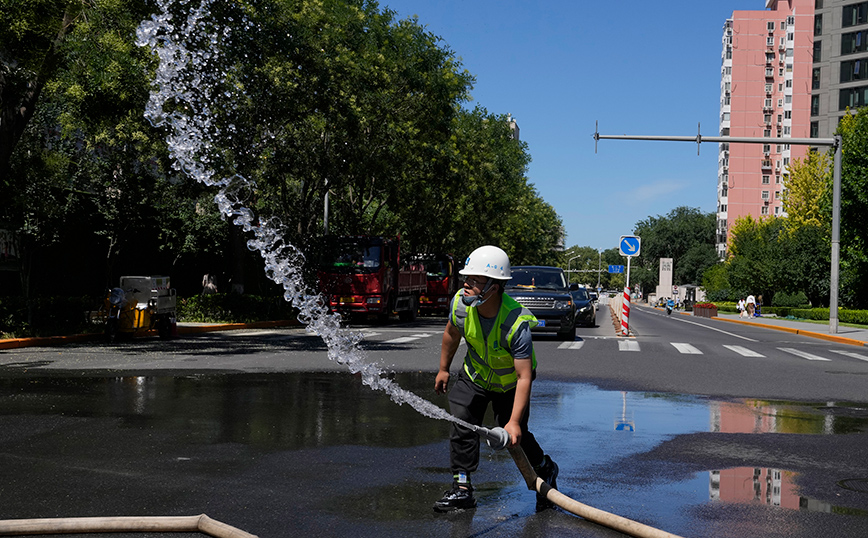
[{"x1": 317, "y1": 236, "x2": 426, "y2": 322}]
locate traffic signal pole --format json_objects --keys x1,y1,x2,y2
[{"x1": 594, "y1": 123, "x2": 843, "y2": 334}]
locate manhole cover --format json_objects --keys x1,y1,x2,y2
[{"x1": 838, "y1": 478, "x2": 868, "y2": 493}]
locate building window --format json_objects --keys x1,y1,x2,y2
[
  {"x1": 768, "y1": 21, "x2": 776, "y2": 32},
  {"x1": 762, "y1": 206, "x2": 769, "y2": 215},
  {"x1": 815, "y1": 14, "x2": 823, "y2": 36},
  {"x1": 762, "y1": 175, "x2": 771, "y2": 184},
  {"x1": 841, "y1": 30, "x2": 868, "y2": 54},
  {"x1": 811, "y1": 121, "x2": 819, "y2": 137},
  {"x1": 762, "y1": 191, "x2": 770, "y2": 201},
  {"x1": 785, "y1": 111, "x2": 792, "y2": 119},
  {"x1": 813, "y1": 67, "x2": 822, "y2": 89},
  {"x1": 816, "y1": 0, "x2": 823, "y2": 9},
  {"x1": 813, "y1": 40, "x2": 822, "y2": 62},
  {"x1": 775, "y1": 207, "x2": 781, "y2": 215},
  {"x1": 767, "y1": 36, "x2": 775, "y2": 47},
  {"x1": 843, "y1": 2, "x2": 868, "y2": 28},
  {"x1": 764, "y1": 129, "x2": 772, "y2": 137},
  {"x1": 841, "y1": 59, "x2": 868, "y2": 82},
  {"x1": 785, "y1": 95, "x2": 793, "y2": 104},
  {"x1": 839, "y1": 85, "x2": 868, "y2": 109},
  {"x1": 812, "y1": 95, "x2": 820, "y2": 115}
]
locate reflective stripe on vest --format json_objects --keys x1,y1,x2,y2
[{"x1": 450, "y1": 290, "x2": 538, "y2": 392}]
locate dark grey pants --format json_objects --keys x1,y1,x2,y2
[{"x1": 447, "y1": 372, "x2": 545, "y2": 474}]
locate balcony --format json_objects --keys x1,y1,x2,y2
[{"x1": 761, "y1": 160, "x2": 773, "y2": 170}]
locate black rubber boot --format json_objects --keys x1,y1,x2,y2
[
  {"x1": 534, "y1": 455, "x2": 559, "y2": 511},
  {"x1": 433, "y1": 481, "x2": 477, "y2": 512}
]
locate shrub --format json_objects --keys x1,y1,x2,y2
[
  {"x1": 177, "y1": 294, "x2": 299, "y2": 323},
  {"x1": 772, "y1": 291, "x2": 810, "y2": 308}
]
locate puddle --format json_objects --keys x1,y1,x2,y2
[{"x1": 1, "y1": 373, "x2": 866, "y2": 529}]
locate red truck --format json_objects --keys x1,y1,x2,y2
[
  {"x1": 416, "y1": 253, "x2": 460, "y2": 315},
  {"x1": 317, "y1": 236, "x2": 427, "y2": 322}
]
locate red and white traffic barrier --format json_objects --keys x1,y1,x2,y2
[{"x1": 621, "y1": 287, "x2": 630, "y2": 336}]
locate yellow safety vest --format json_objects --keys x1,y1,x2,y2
[{"x1": 450, "y1": 290, "x2": 538, "y2": 392}]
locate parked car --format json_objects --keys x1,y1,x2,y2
[
  {"x1": 571, "y1": 287, "x2": 596, "y2": 327},
  {"x1": 505, "y1": 266, "x2": 577, "y2": 340}
]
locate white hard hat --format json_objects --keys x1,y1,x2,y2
[{"x1": 459, "y1": 245, "x2": 511, "y2": 280}]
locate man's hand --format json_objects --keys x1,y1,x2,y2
[
  {"x1": 434, "y1": 370, "x2": 450, "y2": 395},
  {"x1": 505, "y1": 420, "x2": 522, "y2": 447}
]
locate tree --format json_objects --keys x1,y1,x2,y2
[
  {"x1": 783, "y1": 150, "x2": 831, "y2": 232},
  {"x1": 834, "y1": 108, "x2": 868, "y2": 307},
  {"x1": 631, "y1": 206, "x2": 718, "y2": 293},
  {"x1": 725, "y1": 215, "x2": 829, "y2": 306}
]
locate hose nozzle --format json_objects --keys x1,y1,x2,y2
[{"x1": 476, "y1": 426, "x2": 510, "y2": 451}]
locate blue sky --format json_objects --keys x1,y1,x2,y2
[{"x1": 381, "y1": 0, "x2": 752, "y2": 251}]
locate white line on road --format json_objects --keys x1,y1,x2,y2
[
  {"x1": 778, "y1": 347, "x2": 831, "y2": 361},
  {"x1": 723, "y1": 345, "x2": 765, "y2": 358},
  {"x1": 558, "y1": 341, "x2": 585, "y2": 350},
  {"x1": 670, "y1": 316, "x2": 759, "y2": 342},
  {"x1": 618, "y1": 340, "x2": 640, "y2": 352},
  {"x1": 829, "y1": 349, "x2": 868, "y2": 362},
  {"x1": 384, "y1": 337, "x2": 419, "y2": 344},
  {"x1": 671, "y1": 343, "x2": 702, "y2": 354}
]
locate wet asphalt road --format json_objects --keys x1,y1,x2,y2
[{"x1": 1, "y1": 305, "x2": 867, "y2": 537}]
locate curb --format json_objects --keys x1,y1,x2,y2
[
  {"x1": 0, "y1": 320, "x2": 301, "y2": 351},
  {"x1": 711, "y1": 316, "x2": 868, "y2": 347}
]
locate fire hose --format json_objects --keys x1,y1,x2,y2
[
  {"x1": 0, "y1": 514, "x2": 256, "y2": 537},
  {"x1": 476, "y1": 426, "x2": 686, "y2": 538}
]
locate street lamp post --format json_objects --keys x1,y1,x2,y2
[
  {"x1": 596, "y1": 249, "x2": 602, "y2": 289},
  {"x1": 567, "y1": 255, "x2": 581, "y2": 285}
]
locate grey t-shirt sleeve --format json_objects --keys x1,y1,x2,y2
[{"x1": 510, "y1": 321, "x2": 534, "y2": 360}]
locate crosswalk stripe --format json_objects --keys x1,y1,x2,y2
[
  {"x1": 411, "y1": 333, "x2": 433, "y2": 338},
  {"x1": 384, "y1": 337, "x2": 418, "y2": 344},
  {"x1": 829, "y1": 349, "x2": 868, "y2": 362},
  {"x1": 671, "y1": 343, "x2": 702, "y2": 354},
  {"x1": 557, "y1": 341, "x2": 584, "y2": 350},
  {"x1": 618, "y1": 340, "x2": 640, "y2": 352},
  {"x1": 778, "y1": 347, "x2": 831, "y2": 361},
  {"x1": 723, "y1": 345, "x2": 765, "y2": 357}
]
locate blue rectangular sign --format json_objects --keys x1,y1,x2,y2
[{"x1": 608, "y1": 265, "x2": 625, "y2": 274}]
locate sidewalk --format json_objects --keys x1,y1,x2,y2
[
  {"x1": 0, "y1": 320, "x2": 300, "y2": 351},
  {"x1": 708, "y1": 310, "x2": 868, "y2": 346}
]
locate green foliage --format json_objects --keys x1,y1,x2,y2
[
  {"x1": 834, "y1": 108, "x2": 868, "y2": 308},
  {"x1": 176, "y1": 294, "x2": 299, "y2": 323},
  {"x1": 772, "y1": 291, "x2": 810, "y2": 308},
  {"x1": 726, "y1": 216, "x2": 829, "y2": 307},
  {"x1": 0, "y1": 295, "x2": 102, "y2": 338},
  {"x1": 631, "y1": 206, "x2": 718, "y2": 292}
]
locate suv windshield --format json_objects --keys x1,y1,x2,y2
[{"x1": 507, "y1": 268, "x2": 567, "y2": 290}]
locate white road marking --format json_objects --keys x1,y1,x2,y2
[
  {"x1": 671, "y1": 343, "x2": 702, "y2": 354},
  {"x1": 829, "y1": 349, "x2": 868, "y2": 362},
  {"x1": 384, "y1": 337, "x2": 418, "y2": 344},
  {"x1": 558, "y1": 341, "x2": 585, "y2": 350},
  {"x1": 778, "y1": 347, "x2": 831, "y2": 361},
  {"x1": 723, "y1": 345, "x2": 765, "y2": 358},
  {"x1": 670, "y1": 316, "x2": 758, "y2": 342},
  {"x1": 618, "y1": 340, "x2": 640, "y2": 352}
]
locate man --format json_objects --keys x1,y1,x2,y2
[{"x1": 433, "y1": 245, "x2": 558, "y2": 512}]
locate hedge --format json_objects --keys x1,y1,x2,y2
[
  {"x1": 0, "y1": 293, "x2": 300, "y2": 338},
  {"x1": 177, "y1": 294, "x2": 299, "y2": 323},
  {"x1": 705, "y1": 302, "x2": 868, "y2": 325}
]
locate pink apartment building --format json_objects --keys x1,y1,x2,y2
[{"x1": 717, "y1": 0, "x2": 815, "y2": 255}]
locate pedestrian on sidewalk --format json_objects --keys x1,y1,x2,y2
[
  {"x1": 433, "y1": 245, "x2": 558, "y2": 513},
  {"x1": 746, "y1": 294, "x2": 756, "y2": 317},
  {"x1": 737, "y1": 298, "x2": 746, "y2": 318}
]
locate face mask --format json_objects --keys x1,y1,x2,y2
[{"x1": 462, "y1": 279, "x2": 496, "y2": 307}]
